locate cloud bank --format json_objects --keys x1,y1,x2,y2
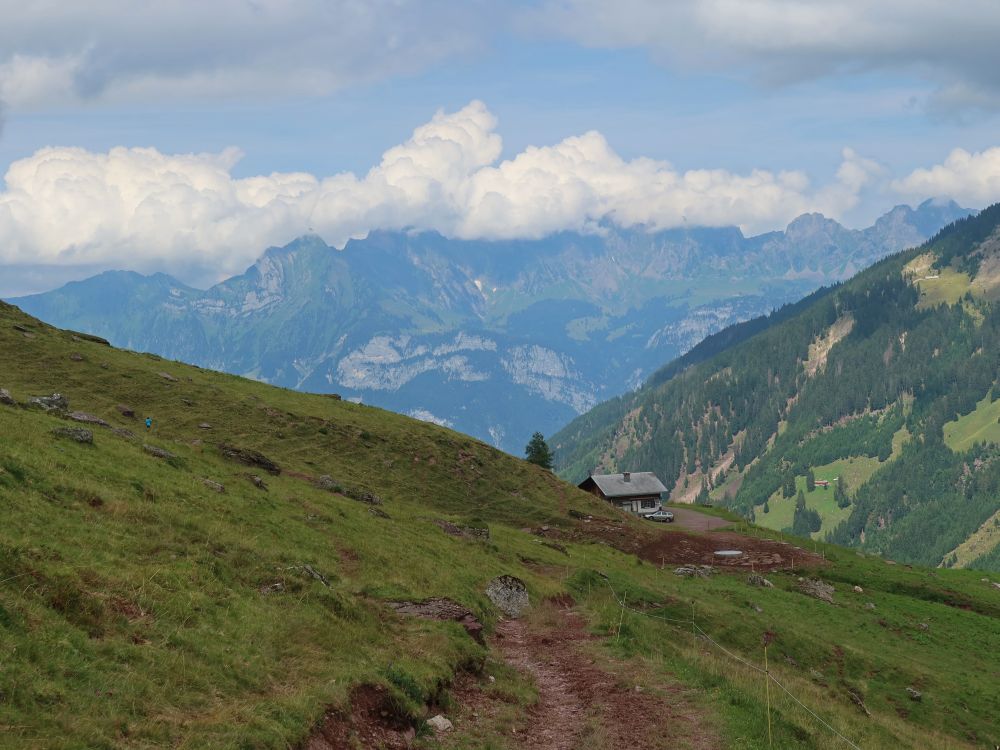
[
  {"x1": 525, "y1": 0, "x2": 1000, "y2": 112},
  {"x1": 0, "y1": 0, "x2": 487, "y2": 107},
  {"x1": 0, "y1": 101, "x2": 901, "y2": 282}
]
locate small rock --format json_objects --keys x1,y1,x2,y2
[
  {"x1": 981, "y1": 578, "x2": 989, "y2": 583},
  {"x1": 246, "y1": 474, "x2": 268, "y2": 491},
  {"x1": 810, "y1": 669, "x2": 826, "y2": 684},
  {"x1": 488, "y1": 675, "x2": 496, "y2": 683},
  {"x1": 798, "y1": 578, "x2": 835, "y2": 603},
  {"x1": 486, "y1": 574, "x2": 530, "y2": 618},
  {"x1": 750, "y1": 603, "x2": 763, "y2": 613},
  {"x1": 426, "y1": 715, "x2": 453, "y2": 733},
  {"x1": 0, "y1": 388, "x2": 15, "y2": 406},
  {"x1": 117, "y1": 404, "x2": 135, "y2": 418},
  {"x1": 853, "y1": 585, "x2": 864, "y2": 594},
  {"x1": 197, "y1": 422, "x2": 212, "y2": 430},
  {"x1": 180, "y1": 398, "x2": 194, "y2": 407},
  {"x1": 69, "y1": 353, "x2": 84, "y2": 362},
  {"x1": 157, "y1": 371, "x2": 178, "y2": 382},
  {"x1": 28, "y1": 393, "x2": 68, "y2": 411},
  {"x1": 368, "y1": 506, "x2": 390, "y2": 519},
  {"x1": 917, "y1": 622, "x2": 929, "y2": 631},
  {"x1": 675, "y1": 565, "x2": 714, "y2": 578},
  {"x1": 747, "y1": 573, "x2": 773, "y2": 587},
  {"x1": 303, "y1": 564, "x2": 330, "y2": 587},
  {"x1": 67, "y1": 411, "x2": 110, "y2": 427},
  {"x1": 52, "y1": 427, "x2": 93, "y2": 444},
  {"x1": 992, "y1": 582, "x2": 1000, "y2": 592},
  {"x1": 906, "y1": 687, "x2": 922, "y2": 702},
  {"x1": 865, "y1": 602, "x2": 876, "y2": 610},
  {"x1": 143, "y1": 444, "x2": 176, "y2": 460},
  {"x1": 202, "y1": 479, "x2": 225, "y2": 493}
]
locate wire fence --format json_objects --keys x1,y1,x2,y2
[{"x1": 600, "y1": 574, "x2": 863, "y2": 750}]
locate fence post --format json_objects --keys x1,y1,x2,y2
[
  {"x1": 763, "y1": 636, "x2": 774, "y2": 749},
  {"x1": 615, "y1": 591, "x2": 627, "y2": 644}
]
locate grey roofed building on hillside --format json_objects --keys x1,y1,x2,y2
[{"x1": 577, "y1": 471, "x2": 668, "y2": 514}]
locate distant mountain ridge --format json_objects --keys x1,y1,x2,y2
[
  {"x1": 10, "y1": 199, "x2": 971, "y2": 452},
  {"x1": 552, "y1": 203, "x2": 1000, "y2": 571}
]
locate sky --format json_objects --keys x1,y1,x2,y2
[{"x1": 2, "y1": 0, "x2": 1000, "y2": 295}]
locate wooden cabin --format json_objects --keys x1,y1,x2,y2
[{"x1": 577, "y1": 471, "x2": 668, "y2": 514}]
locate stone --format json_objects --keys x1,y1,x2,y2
[
  {"x1": 675, "y1": 565, "x2": 714, "y2": 578},
  {"x1": 368, "y1": 506, "x2": 390, "y2": 519},
  {"x1": 143, "y1": 444, "x2": 176, "y2": 460},
  {"x1": 747, "y1": 573, "x2": 773, "y2": 587},
  {"x1": 485, "y1": 574, "x2": 530, "y2": 618},
  {"x1": 202, "y1": 479, "x2": 225, "y2": 493},
  {"x1": 246, "y1": 474, "x2": 268, "y2": 491},
  {"x1": 0, "y1": 389, "x2": 15, "y2": 406},
  {"x1": 865, "y1": 602, "x2": 876, "y2": 610},
  {"x1": 158, "y1": 371, "x2": 178, "y2": 382},
  {"x1": 117, "y1": 404, "x2": 135, "y2": 418},
  {"x1": 218, "y1": 443, "x2": 280, "y2": 475},
  {"x1": 67, "y1": 411, "x2": 110, "y2": 427},
  {"x1": 918, "y1": 622, "x2": 929, "y2": 631},
  {"x1": 992, "y1": 582, "x2": 1000, "y2": 591},
  {"x1": 197, "y1": 422, "x2": 212, "y2": 430},
  {"x1": 316, "y1": 475, "x2": 343, "y2": 493},
  {"x1": 52, "y1": 427, "x2": 93, "y2": 444},
  {"x1": 69, "y1": 353, "x2": 84, "y2": 362},
  {"x1": 798, "y1": 578, "x2": 835, "y2": 603},
  {"x1": 906, "y1": 687, "x2": 922, "y2": 702},
  {"x1": 303, "y1": 564, "x2": 330, "y2": 587},
  {"x1": 28, "y1": 393, "x2": 68, "y2": 411},
  {"x1": 852, "y1": 585, "x2": 864, "y2": 594},
  {"x1": 426, "y1": 715, "x2": 453, "y2": 733}
]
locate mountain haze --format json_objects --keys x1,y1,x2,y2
[{"x1": 12, "y1": 200, "x2": 970, "y2": 453}]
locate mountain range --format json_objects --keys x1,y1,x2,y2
[
  {"x1": 10, "y1": 199, "x2": 970, "y2": 453},
  {"x1": 554, "y1": 203, "x2": 1000, "y2": 571}
]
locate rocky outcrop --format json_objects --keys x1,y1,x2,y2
[
  {"x1": 143, "y1": 444, "x2": 176, "y2": 460},
  {"x1": 28, "y1": 393, "x2": 68, "y2": 412},
  {"x1": 52, "y1": 427, "x2": 93, "y2": 444},
  {"x1": 218, "y1": 443, "x2": 280, "y2": 474},
  {"x1": 798, "y1": 578, "x2": 835, "y2": 603},
  {"x1": 67, "y1": 412, "x2": 109, "y2": 427},
  {"x1": 0, "y1": 389, "x2": 15, "y2": 406},
  {"x1": 389, "y1": 598, "x2": 484, "y2": 643}
]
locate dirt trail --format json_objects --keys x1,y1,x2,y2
[{"x1": 482, "y1": 606, "x2": 720, "y2": 750}]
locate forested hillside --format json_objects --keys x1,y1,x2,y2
[{"x1": 554, "y1": 205, "x2": 1000, "y2": 570}]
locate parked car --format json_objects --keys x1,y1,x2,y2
[{"x1": 642, "y1": 509, "x2": 674, "y2": 523}]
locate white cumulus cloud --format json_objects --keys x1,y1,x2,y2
[
  {"x1": 0, "y1": 100, "x2": 900, "y2": 284},
  {"x1": 891, "y1": 147, "x2": 1000, "y2": 207}
]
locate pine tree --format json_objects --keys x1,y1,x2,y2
[
  {"x1": 796, "y1": 488, "x2": 806, "y2": 510},
  {"x1": 806, "y1": 469, "x2": 815, "y2": 492},
  {"x1": 835, "y1": 475, "x2": 850, "y2": 508},
  {"x1": 524, "y1": 432, "x2": 554, "y2": 470}
]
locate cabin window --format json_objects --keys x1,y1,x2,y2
[{"x1": 641, "y1": 499, "x2": 656, "y2": 509}]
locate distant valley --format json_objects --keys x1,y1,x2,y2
[{"x1": 11, "y1": 199, "x2": 970, "y2": 453}]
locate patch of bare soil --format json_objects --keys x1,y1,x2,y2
[
  {"x1": 447, "y1": 605, "x2": 720, "y2": 750},
  {"x1": 303, "y1": 684, "x2": 415, "y2": 750},
  {"x1": 638, "y1": 530, "x2": 825, "y2": 572}
]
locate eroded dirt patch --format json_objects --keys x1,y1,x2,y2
[
  {"x1": 638, "y1": 530, "x2": 825, "y2": 572},
  {"x1": 303, "y1": 684, "x2": 414, "y2": 750},
  {"x1": 444, "y1": 604, "x2": 720, "y2": 750}
]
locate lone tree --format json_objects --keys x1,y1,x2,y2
[{"x1": 524, "y1": 432, "x2": 554, "y2": 470}]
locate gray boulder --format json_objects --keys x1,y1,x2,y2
[
  {"x1": 0, "y1": 389, "x2": 14, "y2": 406},
  {"x1": 798, "y1": 578, "x2": 835, "y2": 603},
  {"x1": 747, "y1": 573, "x2": 773, "y2": 587},
  {"x1": 485, "y1": 574, "x2": 529, "y2": 618},
  {"x1": 52, "y1": 427, "x2": 93, "y2": 444}
]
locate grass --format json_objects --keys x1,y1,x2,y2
[
  {"x1": 904, "y1": 252, "x2": 973, "y2": 309},
  {"x1": 943, "y1": 393, "x2": 1000, "y2": 451},
  {"x1": 1, "y1": 301, "x2": 998, "y2": 748}
]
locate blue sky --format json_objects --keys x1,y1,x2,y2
[{"x1": 2, "y1": 0, "x2": 1000, "y2": 294}]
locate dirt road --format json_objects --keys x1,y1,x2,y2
[{"x1": 666, "y1": 507, "x2": 733, "y2": 532}]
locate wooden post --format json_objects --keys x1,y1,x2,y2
[
  {"x1": 764, "y1": 642, "x2": 773, "y2": 749},
  {"x1": 615, "y1": 592, "x2": 627, "y2": 644}
]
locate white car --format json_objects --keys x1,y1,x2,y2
[{"x1": 642, "y1": 509, "x2": 674, "y2": 523}]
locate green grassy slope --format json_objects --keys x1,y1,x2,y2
[{"x1": 1, "y1": 301, "x2": 998, "y2": 748}]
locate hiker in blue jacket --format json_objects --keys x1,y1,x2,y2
[{"x1": 145, "y1": 417, "x2": 152, "y2": 430}]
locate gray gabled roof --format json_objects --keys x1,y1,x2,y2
[{"x1": 581, "y1": 472, "x2": 667, "y2": 498}]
